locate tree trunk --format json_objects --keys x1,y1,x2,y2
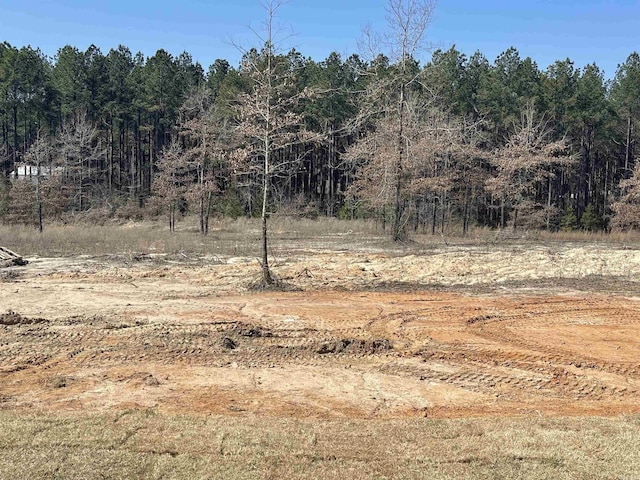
[
  {"x1": 382, "y1": 204, "x2": 386, "y2": 232},
  {"x1": 578, "y1": 125, "x2": 592, "y2": 218},
  {"x1": 328, "y1": 126, "x2": 335, "y2": 216},
  {"x1": 440, "y1": 191, "x2": 447, "y2": 235},
  {"x1": 546, "y1": 176, "x2": 552, "y2": 230},
  {"x1": 199, "y1": 165, "x2": 205, "y2": 235},
  {"x1": 604, "y1": 157, "x2": 609, "y2": 222},
  {"x1": 79, "y1": 156, "x2": 84, "y2": 211},
  {"x1": 169, "y1": 204, "x2": 175, "y2": 233},
  {"x1": 393, "y1": 83, "x2": 406, "y2": 242},
  {"x1": 36, "y1": 161, "x2": 43, "y2": 233},
  {"x1": 431, "y1": 195, "x2": 437, "y2": 235},
  {"x1": 625, "y1": 115, "x2": 632, "y2": 178},
  {"x1": 204, "y1": 190, "x2": 212, "y2": 236},
  {"x1": 463, "y1": 187, "x2": 470, "y2": 236},
  {"x1": 108, "y1": 117, "x2": 114, "y2": 193},
  {"x1": 12, "y1": 103, "x2": 18, "y2": 177},
  {"x1": 261, "y1": 134, "x2": 273, "y2": 285}
]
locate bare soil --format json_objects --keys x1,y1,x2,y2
[{"x1": 2, "y1": 243, "x2": 640, "y2": 419}]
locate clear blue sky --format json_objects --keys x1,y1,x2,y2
[{"x1": 1, "y1": 0, "x2": 638, "y2": 79}]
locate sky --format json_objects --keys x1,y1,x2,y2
[{"x1": 1, "y1": 0, "x2": 639, "y2": 79}]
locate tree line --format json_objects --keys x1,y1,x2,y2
[{"x1": 2, "y1": 11, "x2": 640, "y2": 237}]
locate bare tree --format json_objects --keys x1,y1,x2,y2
[
  {"x1": 611, "y1": 162, "x2": 640, "y2": 230},
  {"x1": 346, "y1": 97, "x2": 484, "y2": 236},
  {"x1": 349, "y1": 0, "x2": 436, "y2": 241},
  {"x1": 25, "y1": 128, "x2": 53, "y2": 232},
  {"x1": 58, "y1": 110, "x2": 107, "y2": 211},
  {"x1": 153, "y1": 142, "x2": 189, "y2": 232},
  {"x1": 407, "y1": 112, "x2": 485, "y2": 236},
  {"x1": 232, "y1": 0, "x2": 319, "y2": 286},
  {"x1": 486, "y1": 100, "x2": 574, "y2": 230},
  {"x1": 179, "y1": 86, "x2": 231, "y2": 235}
]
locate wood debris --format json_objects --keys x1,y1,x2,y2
[{"x1": 0, "y1": 247, "x2": 28, "y2": 268}]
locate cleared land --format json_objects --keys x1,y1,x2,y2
[{"x1": 1, "y1": 221, "x2": 640, "y2": 478}]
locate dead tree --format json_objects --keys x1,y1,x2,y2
[
  {"x1": 25, "y1": 128, "x2": 53, "y2": 233},
  {"x1": 57, "y1": 110, "x2": 106, "y2": 212},
  {"x1": 612, "y1": 161, "x2": 640, "y2": 230},
  {"x1": 153, "y1": 142, "x2": 189, "y2": 232}
]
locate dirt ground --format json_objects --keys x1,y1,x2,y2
[{"x1": 2, "y1": 242, "x2": 640, "y2": 419}]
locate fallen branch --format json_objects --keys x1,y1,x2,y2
[{"x1": 0, "y1": 247, "x2": 28, "y2": 267}]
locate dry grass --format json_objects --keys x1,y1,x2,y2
[
  {"x1": 0, "y1": 411, "x2": 638, "y2": 479},
  {"x1": 501, "y1": 227, "x2": 640, "y2": 245},
  {"x1": 2, "y1": 220, "x2": 640, "y2": 478},
  {"x1": 0, "y1": 216, "x2": 385, "y2": 258},
  {"x1": 438, "y1": 224, "x2": 640, "y2": 246},
  {"x1": 3, "y1": 216, "x2": 640, "y2": 260}
]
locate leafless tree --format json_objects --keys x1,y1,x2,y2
[
  {"x1": 611, "y1": 162, "x2": 640, "y2": 230},
  {"x1": 346, "y1": 96, "x2": 484, "y2": 236},
  {"x1": 408, "y1": 112, "x2": 486, "y2": 236},
  {"x1": 179, "y1": 86, "x2": 231, "y2": 235},
  {"x1": 486, "y1": 100, "x2": 574, "y2": 230},
  {"x1": 232, "y1": 0, "x2": 319, "y2": 286},
  {"x1": 349, "y1": 0, "x2": 436, "y2": 241},
  {"x1": 153, "y1": 142, "x2": 189, "y2": 232},
  {"x1": 25, "y1": 128, "x2": 53, "y2": 232},
  {"x1": 58, "y1": 110, "x2": 107, "y2": 211}
]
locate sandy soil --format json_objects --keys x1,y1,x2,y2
[{"x1": 1, "y1": 243, "x2": 640, "y2": 419}]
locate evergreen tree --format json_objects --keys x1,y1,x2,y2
[{"x1": 610, "y1": 53, "x2": 640, "y2": 178}]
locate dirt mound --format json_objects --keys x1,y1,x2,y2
[
  {"x1": 229, "y1": 322, "x2": 273, "y2": 338},
  {"x1": 0, "y1": 311, "x2": 47, "y2": 326},
  {"x1": 316, "y1": 338, "x2": 393, "y2": 355}
]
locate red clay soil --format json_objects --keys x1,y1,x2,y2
[{"x1": 1, "y1": 255, "x2": 640, "y2": 419}]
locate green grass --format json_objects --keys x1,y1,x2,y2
[{"x1": 0, "y1": 411, "x2": 639, "y2": 479}]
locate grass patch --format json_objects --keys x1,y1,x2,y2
[
  {"x1": 3, "y1": 216, "x2": 640, "y2": 259},
  {"x1": 0, "y1": 217, "x2": 384, "y2": 258},
  {"x1": 0, "y1": 412, "x2": 639, "y2": 479}
]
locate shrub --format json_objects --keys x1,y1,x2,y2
[
  {"x1": 580, "y1": 203, "x2": 603, "y2": 231},
  {"x1": 0, "y1": 177, "x2": 9, "y2": 219},
  {"x1": 560, "y1": 209, "x2": 578, "y2": 231},
  {"x1": 5, "y1": 180, "x2": 37, "y2": 225}
]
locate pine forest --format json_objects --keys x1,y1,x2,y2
[{"x1": 2, "y1": 3, "x2": 640, "y2": 238}]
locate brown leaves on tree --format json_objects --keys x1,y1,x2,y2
[
  {"x1": 153, "y1": 143, "x2": 189, "y2": 232},
  {"x1": 486, "y1": 101, "x2": 575, "y2": 230},
  {"x1": 178, "y1": 86, "x2": 231, "y2": 235},
  {"x1": 611, "y1": 162, "x2": 640, "y2": 230}
]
